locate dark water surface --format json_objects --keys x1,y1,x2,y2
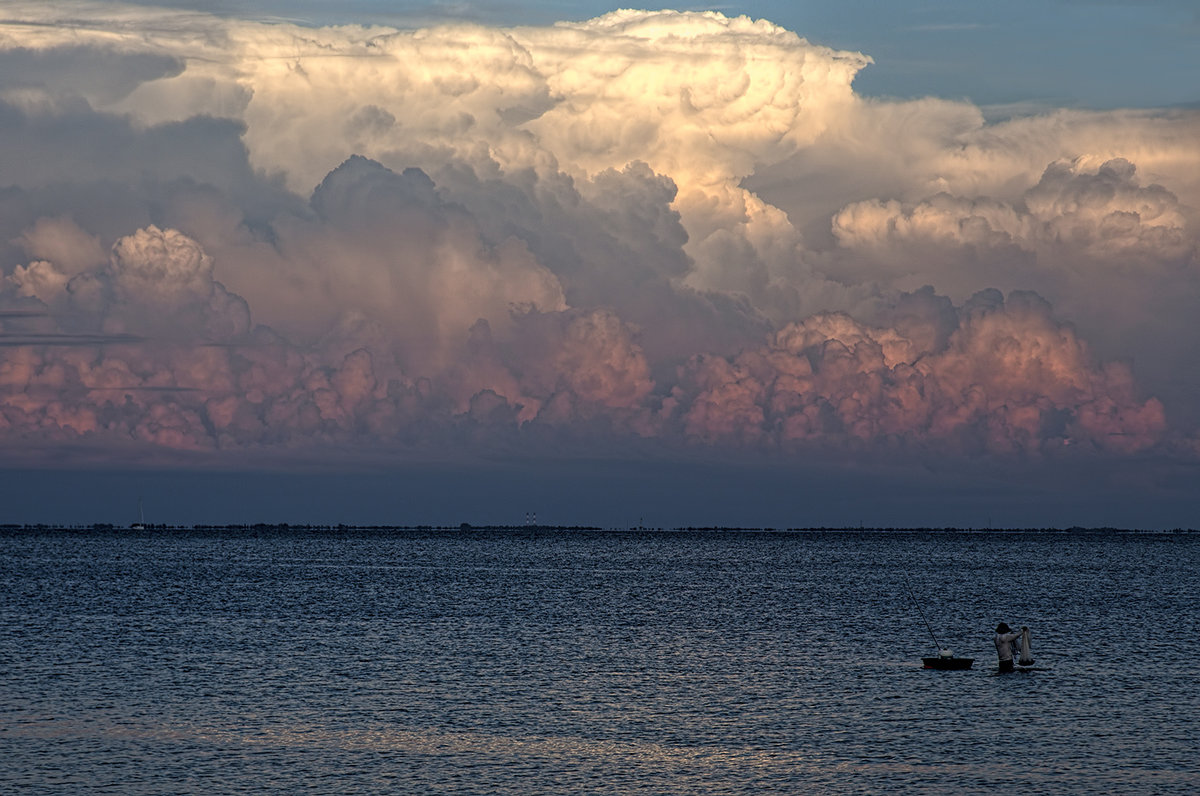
[{"x1": 2, "y1": 528, "x2": 1197, "y2": 794}]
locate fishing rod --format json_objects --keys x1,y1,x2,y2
[{"x1": 904, "y1": 578, "x2": 944, "y2": 652}]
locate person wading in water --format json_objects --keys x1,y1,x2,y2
[{"x1": 994, "y1": 622, "x2": 1024, "y2": 673}]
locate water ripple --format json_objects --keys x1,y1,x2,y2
[{"x1": 2, "y1": 529, "x2": 1197, "y2": 793}]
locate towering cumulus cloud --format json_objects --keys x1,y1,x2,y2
[{"x1": 0, "y1": 2, "x2": 1196, "y2": 467}]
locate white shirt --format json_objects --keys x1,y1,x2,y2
[{"x1": 995, "y1": 630, "x2": 1021, "y2": 660}]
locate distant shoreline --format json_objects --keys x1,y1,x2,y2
[{"x1": 1, "y1": 524, "x2": 1195, "y2": 534}]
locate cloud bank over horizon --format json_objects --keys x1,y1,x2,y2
[{"x1": 0, "y1": 3, "x2": 1197, "y2": 470}]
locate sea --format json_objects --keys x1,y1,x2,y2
[{"x1": 1, "y1": 527, "x2": 1197, "y2": 794}]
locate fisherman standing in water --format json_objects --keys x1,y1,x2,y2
[{"x1": 994, "y1": 622, "x2": 1024, "y2": 672}]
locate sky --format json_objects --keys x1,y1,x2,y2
[{"x1": 0, "y1": 1, "x2": 1197, "y2": 528}]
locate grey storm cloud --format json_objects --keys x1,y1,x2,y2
[
  {"x1": 0, "y1": 3, "x2": 1197, "y2": 466},
  {"x1": 0, "y1": 46, "x2": 183, "y2": 105}
]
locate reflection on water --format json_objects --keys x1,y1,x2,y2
[{"x1": 2, "y1": 529, "x2": 1198, "y2": 793}]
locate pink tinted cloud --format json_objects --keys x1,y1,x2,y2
[
  {"x1": 0, "y1": 192, "x2": 1172, "y2": 462},
  {"x1": 671, "y1": 289, "x2": 1164, "y2": 455}
]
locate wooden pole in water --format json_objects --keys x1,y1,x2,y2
[{"x1": 904, "y1": 579, "x2": 944, "y2": 653}]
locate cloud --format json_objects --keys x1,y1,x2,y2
[
  {"x1": 832, "y1": 157, "x2": 1195, "y2": 270},
  {"x1": 0, "y1": 221, "x2": 1167, "y2": 461},
  {"x1": 15, "y1": 216, "x2": 106, "y2": 274},
  {"x1": 2, "y1": 4, "x2": 878, "y2": 323},
  {"x1": 825, "y1": 155, "x2": 1200, "y2": 419},
  {"x1": 0, "y1": 45, "x2": 182, "y2": 106},
  {"x1": 1024, "y1": 158, "x2": 1193, "y2": 263},
  {"x1": 207, "y1": 154, "x2": 568, "y2": 373},
  {"x1": 0, "y1": 4, "x2": 1196, "y2": 466},
  {"x1": 671, "y1": 288, "x2": 1165, "y2": 455}
]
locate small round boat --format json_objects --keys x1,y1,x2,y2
[{"x1": 922, "y1": 649, "x2": 974, "y2": 670}]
